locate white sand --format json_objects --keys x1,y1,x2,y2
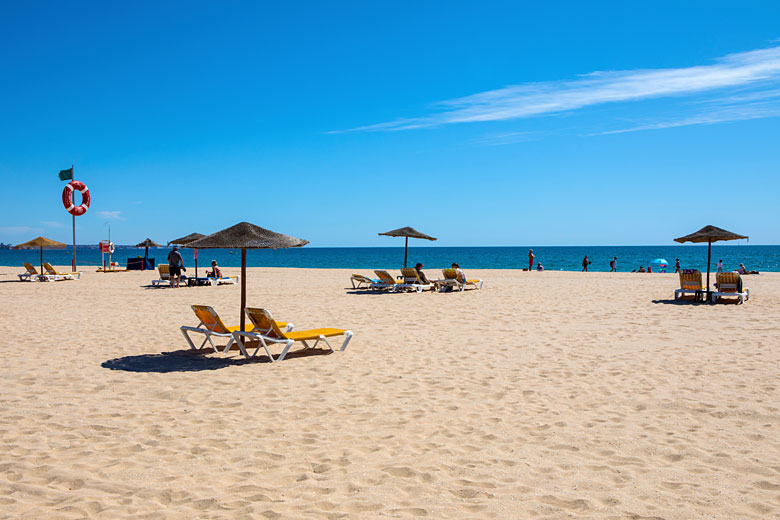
[{"x1": 0, "y1": 266, "x2": 778, "y2": 518}]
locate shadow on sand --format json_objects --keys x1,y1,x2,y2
[
  {"x1": 102, "y1": 346, "x2": 333, "y2": 373},
  {"x1": 652, "y1": 297, "x2": 740, "y2": 306}
]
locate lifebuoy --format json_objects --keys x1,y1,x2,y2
[{"x1": 62, "y1": 180, "x2": 90, "y2": 216}]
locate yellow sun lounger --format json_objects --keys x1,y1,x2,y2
[
  {"x1": 350, "y1": 274, "x2": 376, "y2": 289},
  {"x1": 399, "y1": 268, "x2": 435, "y2": 292},
  {"x1": 373, "y1": 270, "x2": 407, "y2": 291},
  {"x1": 180, "y1": 305, "x2": 292, "y2": 353},
  {"x1": 441, "y1": 268, "x2": 483, "y2": 291},
  {"x1": 18, "y1": 262, "x2": 44, "y2": 282},
  {"x1": 231, "y1": 307, "x2": 353, "y2": 362},
  {"x1": 711, "y1": 272, "x2": 750, "y2": 304},
  {"x1": 43, "y1": 262, "x2": 81, "y2": 280},
  {"x1": 674, "y1": 270, "x2": 704, "y2": 300}
]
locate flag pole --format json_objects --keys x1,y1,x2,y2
[{"x1": 71, "y1": 165, "x2": 77, "y2": 271}]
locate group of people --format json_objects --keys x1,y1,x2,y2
[
  {"x1": 166, "y1": 246, "x2": 223, "y2": 288},
  {"x1": 413, "y1": 262, "x2": 467, "y2": 285}
]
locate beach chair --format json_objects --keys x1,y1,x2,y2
[
  {"x1": 711, "y1": 272, "x2": 750, "y2": 304},
  {"x1": 399, "y1": 268, "x2": 434, "y2": 292},
  {"x1": 231, "y1": 307, "x2": 353, "y2": 362},
  {"x1": 180, "y1": 305, "x2": 293, "y2": 353},
  {"x1": 373, "y1": 270, "x2": 406, "y2": 291},
  {"x1": 350, "y1": 274, "x2": 377, "y2": 289},
  {"x1": 208, "y1": 275, "x2": 239, "y2": 286},
  {"x1": 440, "y1": 268, "x2": 483, "y2": 291},
  {"x1": 152, "y1": 264, "x2": 171, "y2": 287},
  {"x1": 43, "y1": 262, "x2": 81, "y2": 280},
  {"x1": 674, "y1": 270, "x2": 704, "y2": 300},
  {"x1": 18, "y1": 263, "x2": 43, "y2": 282}
]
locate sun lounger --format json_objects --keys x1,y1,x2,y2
[
  {"x1": 231, "y1": 307, "x2": 353, "y2": 362},
  {"x1": 373, "y1": 270, "x2": 407, "y2": 291},
  {"x1": 43, "y1": 262, "x2": 81, "y2": 280},
  {"x1": 18, "y1": 263, "x2": 44, "y2": 282},
  {"x1": 399, "y1": 268, "x2": 434, "y2": 292},
  {"x1": 180, "y1": 305, "x2": 292, "y2": 353},
  {"x1": 350, "y1": 274, "x2": 377, "y2": 289},
  {"x1": 710, "y1": 272, "x2": 750, "y2": 304},
  {"x1": 440, "y1": 268, "x2": 483, "y2": 291},
  {"x1": 208, "y1": 276, "x2": 239, "y2": 286},
  {"x1": 674, "y1": 270, "x2": 704, "y2": 300},
  {"x1": 152, "y1": 264, "x2": 188, "y2": 287}
]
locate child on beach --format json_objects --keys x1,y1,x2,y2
[
  {"x1": 717, "y1": 259, "x2": 723, "y2": 272},
  {"x1": 582, "y1": 256, "x2": 591, "y2": 272},
  {"x1": 609, "y1": 257, "x2": 617, "y2": 272},
  {"x1": 674, "y1": 259, "x2": 680, "y2": 273}
]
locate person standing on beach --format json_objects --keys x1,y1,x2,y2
[
  {"x1": 609, "y1": 257, "x2": 617, "y2": 272},
  {"x1": 674, "y1": 259, "x2": 681, "y2": 273},
  {"x1": 582, "y1": 255, "x2": 591, "y2": 272},
  {"x1": 167, "y1": 246, "x2": 186, "y2": 288},
  {"x1": 717, "y1": 259, "x2": 723, "y2": 273},
  {"x1": 528, "y1": 249, "x2": 535, "y2": 271}
]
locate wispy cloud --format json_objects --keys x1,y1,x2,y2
[
  {"x1": 338, "y1": 44, "x2": 780, "y2": 133},
  {"x1": 596, "y1": 101, "x2": 780, "y2": 135},
  {"x1": 41, "y1": 220, "x2": 64, "y2": 228},
  {"x1": 97, "y1": 211, "x2": 124, "y2": 220},
  {"x1": 471, "y1": 131, "x2": 540, "y2": 146}
]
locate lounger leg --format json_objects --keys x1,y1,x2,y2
[
  {"x1": 274, "y1": 340, "x2": 295, "y2": 362},
  {"x1": 339, "y1": 331, "x2": 353, "y2": 352},
  {"x1": 181, "y1": 328, "x2": 198, "y2": 350}
]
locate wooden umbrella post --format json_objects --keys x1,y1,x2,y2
[
  {"x1": 240, "y1": 248, "x2": 247, "y2": 332},
  {"x1": 40, "y1": 247, "x2": 43, "y2": 276},
  {"x1": 706, "y1": 239, "x2": 712, "y2": 299},
  {"x1": 404, "y1": 236, "x2": 408, "y2": 268}
]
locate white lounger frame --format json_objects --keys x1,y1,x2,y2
[
  {"x1": 710, "y1": 287, "x2": 750, "y2": 304},
  {"x1": 181, "y1": 320, "x2": 294, "y2": 354},
  {"x1": 232, "y1": 329, "x2": 353, "y2": 362}
]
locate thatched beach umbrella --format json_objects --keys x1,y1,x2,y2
[
  {"x1": 378, "y1": 226, "x2": 437, "y2": 268},
  {"x1": 14, "y1": 236, "x2": 67, "y2": 275},
  {"x1": 187, "y1": 222, "x2": 308, "y2": 332},
  {"x1": 169, "y1": 233, "x2": 207, "y2": 280},
  {"x1": 674, "y1": 225, "x2": 748, "y2": 295},
  {"x1": 135, "y1": 238, "x2": 161, "y2": 259}
]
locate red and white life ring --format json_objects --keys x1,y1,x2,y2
[{"x1": 62, "y1": 180, "x2": 91, "y2": 216}]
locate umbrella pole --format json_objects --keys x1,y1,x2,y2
[
  {"x1": 240, "y1": 248, "x2": 247, "y2": 332},
  {"x1": 404, "y1": 237, "x2": 408, "y2": 268},
  {"x1": 706, "y1": 239, "x2": 712, "y2": 299},
  {"x1": 195, "y1": 258, "x2": 198, "y2": 283},
  {"x1": 40, "y1": 247, "x2": 43, "y2": 277}
]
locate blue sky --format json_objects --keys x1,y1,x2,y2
[{"x1": 1, "y1": 2, "x2": 778, "y2": 246}]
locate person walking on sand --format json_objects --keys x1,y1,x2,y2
[
  {"x1": 528, "y1": 249, "x2": 535, "y2": 271},
  {"x1": 582, "y1": 255, "x2": 591, "y2": 272},
  {"x1": 609, "y1": 257, "x2": 617, "y2": 272},
  {"x1": 717, "y1": 259, "x2": 723, "y2": 273},
  {"x1": 167, "y1": 246, "x2": 186, "y2": 288},
  {"x1": 674, "y1": 258, "x2": 681, "y2": 273}
]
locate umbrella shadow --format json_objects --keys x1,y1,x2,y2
[{"x1": 102, "y1": 346, "x2": 334, "y2": 373}]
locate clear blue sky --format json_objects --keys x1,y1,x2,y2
[{"x1": 1, "y1": 2, "x2": 778, "y2": 246}]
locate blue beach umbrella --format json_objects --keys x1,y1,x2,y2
[{"x1": 651, "y1": 258, "x2": 669, "y2": 266}]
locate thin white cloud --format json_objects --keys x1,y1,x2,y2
[
  {"x1": 338, "y1": 44, "x2": 780, "y2": 132},
  {"x1": 471, "y1": 131, "x2": 540, "y2": 146},
  {"x1": 595, "y1": 102, "x2": 780, "y2": 135},
  {"x1": 97, "y1": 211, "x2": 124, "y2": 220},
  {"x1": 41, "y1": 220, "x2": 64, "y2": 228}
]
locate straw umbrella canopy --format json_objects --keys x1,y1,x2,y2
[
  {"x1": 14, "y1": 236, "x2": 67, "y2": 275},
  {"x1": 168, "y1": 233, "x2": 206, "y2": 246},
  {"x1": 378, "y1": 226, "x2": 437, "y2": 268},
  {"x1": 135, "y1": 238, "x2": 161, "y2": 259},
  {"x1": 187, "y1": 222, "x2": 309, "y2": 332},
  {"x1": 169, "y1": 233, "x2": 207, "y2": 281},
  {"x1": 674, "y1": 225, "x2": 748, "y2": 295}
]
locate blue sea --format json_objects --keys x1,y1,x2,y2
[{"x1": 1, "y1": 245, "x2": 778, "y2": 272}]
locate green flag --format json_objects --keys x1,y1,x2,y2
[{"x1": 59, "y1": 167, "x2": 73, "y2": 181}]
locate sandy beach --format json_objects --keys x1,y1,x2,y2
[{"x1": 0, "y1": 266, "x2": 778, "y2": 519}]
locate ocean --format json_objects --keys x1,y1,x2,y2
[{"x1": 1, "y1": 245, "x2": 777, "y2": 273}]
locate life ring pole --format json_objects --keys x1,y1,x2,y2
[{"x1": 71, "y1": 166, "x2": 76, "y2": 271}]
